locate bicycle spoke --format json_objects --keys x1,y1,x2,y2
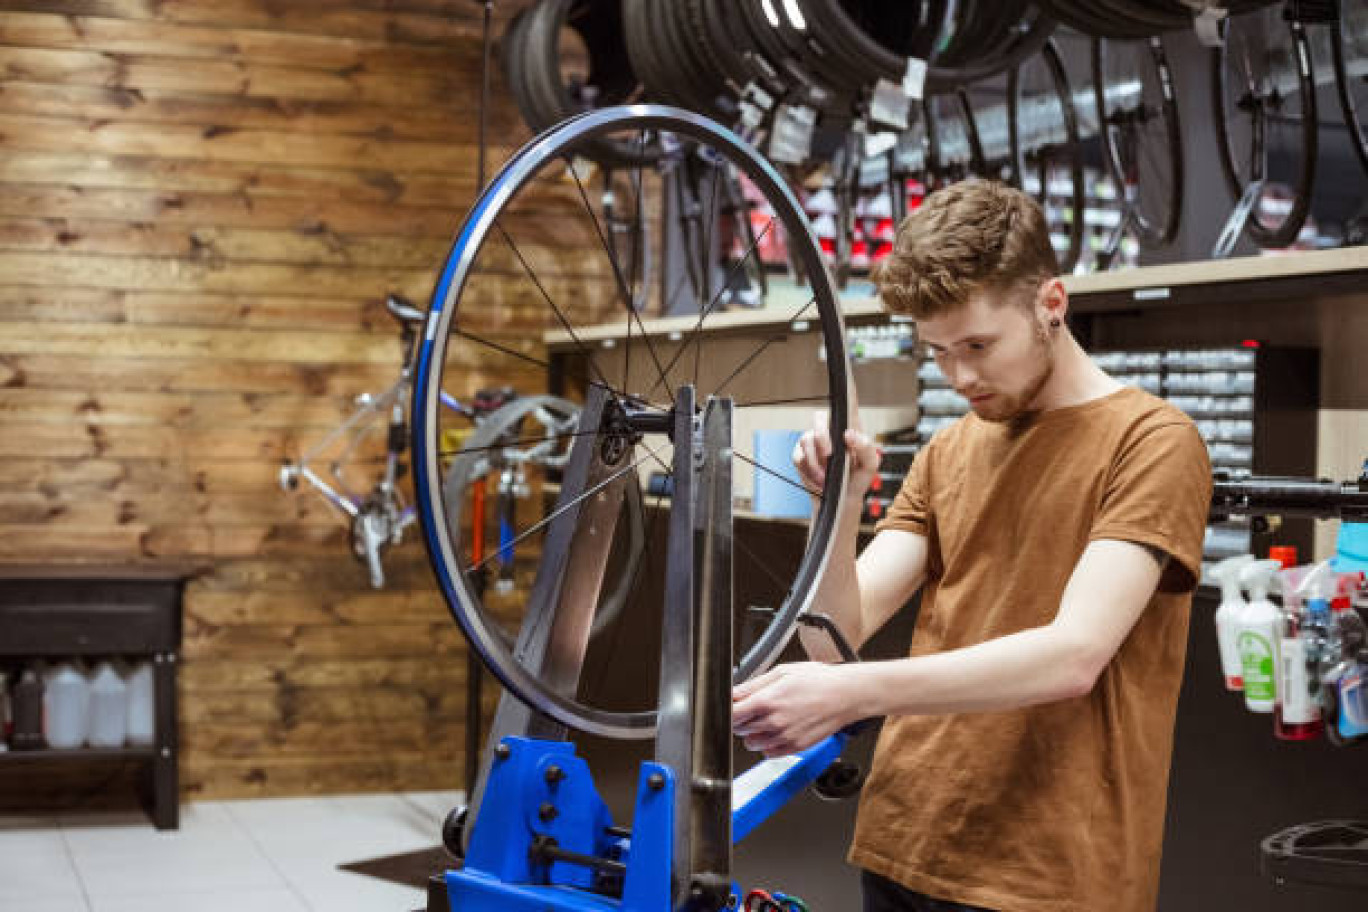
[
  {"x1": 735, "y1": 394, "x2": 839, "y2": 409},
  {"x1": 624, "y1": 130, "x2": 649, "y2": 393},
  {"x1": 646, "y1": 216, "x2": 776, "y2": 402},
  {"x1": 465, "y1": 444, "x2": 663, "y2": 577},
  {"x1": 565, "y1": 157, "x2": 674, "y2": 403},
  {"x1": 495, "y1": 222, "x2": 625, "y2": 402},
  {"x1": 436, "y1": 427, "x2": 608, "y2": 460},
  {"x1": 733, "y1": 450, "x2": 823, "y2": 502},
  {"x1": 450, "y1": 325, "x2": 623, "y2": 401},
  {"x1": 714, "y1": 297, "x2": 818, "y2": 397}
]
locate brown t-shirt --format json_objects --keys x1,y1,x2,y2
[{"x1": 851, "y1": 385, "x2": 1213, "y2": 912}]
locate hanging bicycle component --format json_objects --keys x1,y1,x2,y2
[
  {"x1": 1092, "y1": 35, "x2": 1183, "y2": 249},
  {"x1": 1212, "y1": 7, "x2": 1319, "y2": 249},
  {"x1": 1008, "y1": 38, "x2": 1085, "y2": 274}
]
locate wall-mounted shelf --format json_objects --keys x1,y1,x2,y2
[{"x1": 546, "y1": 246, "x2": 1368, "y2": 350}]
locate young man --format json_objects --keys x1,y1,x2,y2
[{"x1": 732, "y1": 180, "x2": 1213, "y2": 912}]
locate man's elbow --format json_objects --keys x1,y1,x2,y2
[{"x1": 1052, "y1": 631, "x2": 1112, "y2": 700}]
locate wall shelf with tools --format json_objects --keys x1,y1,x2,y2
[{"x1": 546, "y1": 245, "x2": 1368, "y2": 556}]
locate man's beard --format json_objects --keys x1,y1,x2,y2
[{"x1": 972, "y1": 321, "x2": 1055, "y2": 424}]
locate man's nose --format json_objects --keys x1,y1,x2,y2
[{"x1": 946, "y1": 361, "x2": 978, "y2": 389}]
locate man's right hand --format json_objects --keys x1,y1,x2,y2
[{"x1": 793, "y1": 410, "x2": 882, "y2": 501}]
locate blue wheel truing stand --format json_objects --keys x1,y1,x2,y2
[
  {"x1": 423, "y1": 387, "x2": 861, "y2": 912},
  {"x1": 411, "y1": 105, "x2": 859, "y2": 912}
]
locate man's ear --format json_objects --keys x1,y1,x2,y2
[{"x1": 1037, "y1": 277, "x2": 1068, "y2": 327}]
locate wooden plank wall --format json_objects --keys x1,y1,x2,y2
[{"x1": 0, "y1": 0, "x2": 615, "y2": 799}]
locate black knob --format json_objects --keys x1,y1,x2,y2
[
  {"x1": 441, "y1": 805, "x2": 469, "y2": 859},
  {"x1": 812, "y1": 758, "x2": 865, "y2": 801}
]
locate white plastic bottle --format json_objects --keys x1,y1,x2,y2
[
  {"x1": 1209, "y1": 555, "x2": 1254, "y2": 691},
  {"x1": 87, "y1": 662, "x2": 128, "y2": 749},
  {"x1": 125, "y1": 661, "x2": 155, "y2": 747},
  {"x1": 1238, "y1": 559, "x2": 1283, "y2": 713},
  {"x1": 43, "y1": 661, "x2": 90, "y2": 749}
]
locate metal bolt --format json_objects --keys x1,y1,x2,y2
[
  {"x1": 544, "y1": 765, "x2": 565, "y2": 785},
  {"x1": 538, "y1": 802, "x2": 558, "y2": 822},
  {"x1": 495, "y1": 743, "x2": 512, "y2": 761},
  {"x1": 647, "y1": 773, "x2": 665, "y2": 792}
]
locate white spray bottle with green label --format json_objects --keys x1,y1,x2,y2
[
  {"x1": 1238, "y1": 559, "x2": 1283, "y2": 712},
  {"x1": 1211, "y1": 555, "x2": 1255, "y2": 691}
]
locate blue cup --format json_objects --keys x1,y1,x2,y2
[{"x1": 752, "y1": 430, "x2": 811, "y2": 518}]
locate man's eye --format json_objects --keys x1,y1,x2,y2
[{"x1": 968, "y1": 341, "x2": 989, "y2": 352}]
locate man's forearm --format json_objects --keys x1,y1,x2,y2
[
  {"x1": 798, "y1": 500, "x2": 865, "y2": 663},
  {"x1": 846, "y1": 621, "x2": 1099, "y2": 717}
]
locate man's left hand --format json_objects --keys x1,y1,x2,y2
[{"x1": 732, "y1": 662, "x2": 868, "y2": 758}]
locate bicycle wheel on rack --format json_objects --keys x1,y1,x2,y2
[
  {"x1": 412, "y1": 105, "x2": 851, "y2": 741},
  {"x1": 1009, "y1": 38, "x2": 1085, "y2": 273},
  {"x1": 1333, "y1": 0, "x2": 1368, "y2": 176},
  {"x1": 1092, "y1": 35, "x2": 1183, "y2": 246},
  {"x1": 924, "y1": 91, "x2": 987, "y2": 185},
  {"x1": 1212, "y1": 7, "x2": 1318, "y2": 248}
]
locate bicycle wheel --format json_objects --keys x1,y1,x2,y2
[
  {"x1": 413, "y1": 105, "x2": 851, "y2": 740},
  {"x1": 1009, "y1": 38, "x2": 1085, "y2": 273},
  {"x1": 1212, "y1": 8, "x2": 1318, "y2": 248},
  {"x1": 1092, "y1": 35, "x2": 1183, "y2": 246},
  {"x1": 1333, "y1": 0, "x2": 1368, "y2": 176},
  {"x1": 924, "y1": 91, "x2": 984, "y2": 184}
]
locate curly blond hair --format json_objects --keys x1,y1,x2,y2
[{"x1": 872, "y1": 180, "x2": 1058, "y2": 319}]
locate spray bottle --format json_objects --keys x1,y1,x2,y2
[
  {"x1": 1237, "y1": 559, "x2": 1282, "y2": 713},
  {"x1": 1274, "y1": 563, "x2": 1321, "y2": 740},
  {"x1": 1324, "y1": 572, "x2": 1368, "y2": 744},
  {"x1": 1210, "y1": 555, "x2": 1255, "y2": 691}
]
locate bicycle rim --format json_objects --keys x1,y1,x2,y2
[{"x1": 412, "y1": 105, "x2": 851, "y2": 740}]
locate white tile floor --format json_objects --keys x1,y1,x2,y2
[{"x1": 0, "y1": 791, "x2": 463, "y2": 912}]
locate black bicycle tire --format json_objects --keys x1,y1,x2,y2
[
  {"x1": 506, "y1": 0, "x2": 661, "y2": 169},
  {"x1": 657, "y1": 0, "x2": 728, "y2": 116},
  {"x1": 1211, "y1": 14, "x2": 1318, "y2": 248},
  {"x1": 1332, "y1": 17, "x2": 1368, "y2": 176},
  {"x1": 1040, "y1": 0, "x2": 1177, "y2": 38},
  {"x1": 735, "y1": 0, "x2": 832, "y2": 114},
  {"x1": 925, "y1": 8, "x2": 1058, "y2": 91},
  {"x1": 956, "y1": 88, "x2": 990, "y2": 177},
  {"x1": 413, "y1": 105, "x2": 851, "y2": 740},
  {"x1": 699, "y1": 0, "x2": 786, "y2": 101},
  {"x1": 1091, "y1": 35, "x2": 1184, "y2": 246},
  {"x1": 796, "y1": 0, "x2": 947, "y2": 95},
  {"x1": 684, "y1": 0, "x2": 751, "y2": 106},
  {"x1": 1009, "y1": 38, "x2": 1086, "y2": 273}
]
